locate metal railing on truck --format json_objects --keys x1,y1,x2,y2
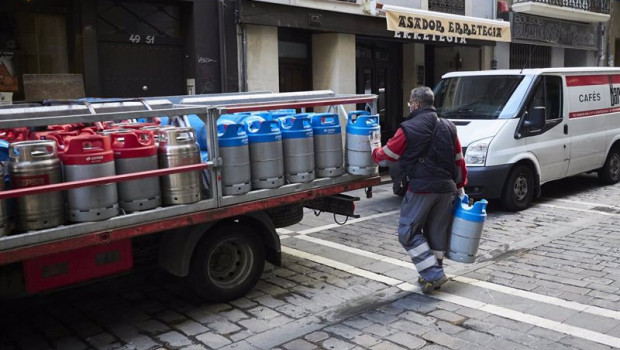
[{"x1": 0, "y1": 92, "x2": 380, "y2": 265}]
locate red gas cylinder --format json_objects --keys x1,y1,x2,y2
[
  {"x1": 111, "y1": 130, "x2": 161, "y2": 212},
  {"x1": 35, "y1": 131, "x2": 79, "y2": 155},
  {"x1": 61, "y1": 134, "x2": 118, "y2": 222},
  {"x1": 0, "y1": 128, "x2": 30, "y2": 142}
]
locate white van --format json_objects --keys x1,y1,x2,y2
[{"x1": 434, "y1": 67, "x2": 620, "y2": 211}]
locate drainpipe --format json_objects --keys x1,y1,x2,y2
[
  {"x1": 238, "y1": 23, "x2": 248, "y2": 92},
  {"x1": 218, "y1": 0, "x2": 228, "y2": 92}
]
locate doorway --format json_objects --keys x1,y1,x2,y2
[
  {"x1": 356, "y1": 40, "x2": 402, "y2": 144},
  {"x1": 96, "y1": 0, "x2": 185, "y2": 98}
]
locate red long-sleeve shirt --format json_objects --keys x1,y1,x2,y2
[{"x1": 372, "y1": 128, "x2": 468, "y2": 189}]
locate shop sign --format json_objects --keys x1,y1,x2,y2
[
  {"x1": 384, "y1": 5, "x2": 511, "y2": 43},
  {"x1": 511, "y1": 13, "x2": 597, "y2": 50},
  {"x1": 393, "y1": 31, "x2": 468, "y2": 44}
]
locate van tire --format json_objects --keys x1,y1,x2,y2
[
  {"x1": 189, "y1": 223, "x2": 265, "y2": 302},
  {"x1": 501, "y1": 164, "x2": 534, "y2": 211},
  {"x1": 598, "y1": 147, "x2": 620, "y2": 185}
]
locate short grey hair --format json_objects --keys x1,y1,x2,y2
[{"x1": 410, "y1": 86, "x2": 434, "y2": 107}]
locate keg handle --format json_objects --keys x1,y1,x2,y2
[
  {"x1": 9, "y1": 141, "x2": 57, "y2": 159},
  {"x1": 172, "y1": 128, "x2": 196, "y2": 144}
]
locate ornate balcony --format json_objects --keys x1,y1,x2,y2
[{"x1": 510, "y1": 0, "x2": 610, "y2": 22}]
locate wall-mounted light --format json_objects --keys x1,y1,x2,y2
[
  {"x1": 455, "y1": 52, "x2": 463, "y2": 70},
  {"x1": 491, "y1": 57, "x2": 498, "y2": 69}
]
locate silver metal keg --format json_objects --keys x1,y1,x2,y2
[
  {"x1": 158, "y1": 127, "x2": 202, "y2": 205},
  {"x1": 62, "y1": 135, "x2": 119, "y2": 222},
  {"x1": 111, "y1": 130, "x2": 161, "y2": 212},
  {"x1": 8, "y1": 140, "x2": 65, "y2": 231}
]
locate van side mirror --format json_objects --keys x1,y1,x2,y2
[{"x1": 524, "y1": 106, "x2": 545, "y2": 130}]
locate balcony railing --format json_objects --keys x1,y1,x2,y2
[{"x1": 511, "y1": 0, "x2": 610, "y2": 14}]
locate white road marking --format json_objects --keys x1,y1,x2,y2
[
  {"x1": 551, "y1": 198, "x2": 620, "y2": 210},
  {"x1": 538, "y1": 203, "x2": 618, "y2": 216},
  {"x1": 282, "y1": 245, "x2": 620, "y2": 348},
  {"x1": 294, "y1": 234, "x2": 620, "y2": 321}
]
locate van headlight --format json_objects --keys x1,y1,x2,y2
[{"x1": 465, "y1": 137, "x2": 492, "y2": 166}]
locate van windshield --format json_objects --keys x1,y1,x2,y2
[{"x1": 434, "y1": 75, "x2": 525, "y2": 119}]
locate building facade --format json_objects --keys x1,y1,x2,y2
[
  {"x1": 496, "y1": 0, "x2": 611, "y2": 69},
  {"x1": 0, "y1": 0, "x2": 613, "y2": 140}
]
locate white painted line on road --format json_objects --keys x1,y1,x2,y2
[
  {"x1": 296, "y1": 210, "x2": 400, "y2": 235},
  {"x1": 551, "y1": 198, "x2": 620, "y2": 210},
  {"x1": 453, "y1": 276, "x2": 620, "y2": 321},
  {"x1": 538, "y1": 203, "x2": 617, "y2": 216},
  {"x1": 282, "y1": 244, "x2": 620, "y2": 348},
  {"x1": 297, "y1": 235, "x2": 411, "y2": 268},
  {"x1": 281, "y1": 246, "x2": 401, "y2": 286},
  {"x1": 290, "y1": 232, "x2": 620, "y2": 321}
]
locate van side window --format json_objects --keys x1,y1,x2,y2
[{"x1": 529, "y1": 76, "x2": 563, "y2": 121}]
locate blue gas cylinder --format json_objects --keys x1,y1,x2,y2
[
  {"x1": 345, "y1": 110, "x2": 380, "y2": 175},
  {"x1": 279, "y1": 114, "x2": 315, "y2": 183},
  {"x1": 217, "y1": 120, "x2": 251, "y2": 195},
  {"x1": 447, "y1": 195, "x2": 488, "y2": 263},
  {"x1": 184, "y1": 115, "x2": 208, "y2": 151},
  {"x1": 310, "y1": 113, "x2": 343, "y2": 178},
  {"x1": 244, "y1": 117, "x2": 284, "y2": 189},
  {"x1": 0, "y1": 139, "x2": 9, "y2": 161}
]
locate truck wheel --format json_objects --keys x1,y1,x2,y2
[
  {"x1": 189, "y1": 223, "x2": 265, "y2": 302},
  {"x1": 501, "y1": 164, "x2": 534, "y2": 211},
  {"x1": 598, "y1": 147, "x2": 620, "y2": 184}
]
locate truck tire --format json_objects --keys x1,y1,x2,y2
[
  {"x1": 265, "y1": 204, "x2": 304, "y2": 228},
  {"x1": 598, "y1": 146, "x2": 620, "y2": 185},
  {"x1": 189, "y1": 223, "x2": 264, "y2": 302},
  {"x1": 501, "y1": 164, "x2": 534, "y2": 211}
]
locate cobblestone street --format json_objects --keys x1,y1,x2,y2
[{"x1": 2, "y1": 174, "x2": 620, "y2": 350}]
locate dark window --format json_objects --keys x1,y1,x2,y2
[
  {"x1": 97, "y1": 0, "x2": 180, "y2": 38},
  {"x1": 510, "y1": 43, "x2": 551, "y2": 69},
  {"x1": 429, "y1": 0, "x2": 465, "y2": 15},
  {"x1": 528, "y1": 75, "x2": 562, "y2": 121}
]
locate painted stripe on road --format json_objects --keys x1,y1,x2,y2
[
  {"x1": 292, "y1": 233, "x2": 620, "y2": 321},
  {"x1": 282, "y1": 245, "x2": 620, "y2": 348},
  {"x1": 538, "y1": 203, "x2": 618, "y2": 216}
]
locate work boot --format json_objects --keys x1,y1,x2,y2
[
  {"x1": 417, "y1": 259, "x2": 444, "y2": 289},
  {"x1": 418, "y1": 275, "x2": 448, "y2": 294}
]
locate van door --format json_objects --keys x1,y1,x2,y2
[
  {"x1": 520, "y1": 75, "x2": 569, "y2": 183},
  {"x1": 565, "y1": 74, "x2": 608, "y2": 175}
]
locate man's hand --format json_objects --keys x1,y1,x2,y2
[
  {"x1": 457, "y1": 187, "x2": 466, "y2": 199},
  {"x1": 368, "y1": 131, "x2": 381, "y2": 153}
]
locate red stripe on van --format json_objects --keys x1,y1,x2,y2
[
  {"x1": 610, "y1": 75, "x2": 620, "y2": 84},
  {"x1": 566, "y1": 75, "x2": 609, "y2": 87},
  {"x1": 569, "y1": 106, "x2": 620, "y2": 118}
]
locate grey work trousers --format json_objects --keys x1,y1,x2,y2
[{"x1": 398, "y1": 191, "x2": 454, "y2": 281}]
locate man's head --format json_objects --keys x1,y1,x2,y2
[{"x1": 408, "y1": 86, "x2": 434, "y2": 113}]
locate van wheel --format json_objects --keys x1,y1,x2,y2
[
  {"x1": 501, "y1": 164, "x2": 534, "y2": 211},
  {"x1": 189, "y1": 223, "x2": 265, "y2": 302},
  {"x1": 598, "y1": 147, "x2": 620, "y2": 185}
]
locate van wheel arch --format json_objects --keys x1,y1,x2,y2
[
  {"x1": 598, "y1": 143, "x2": 620, "y2": 185},
  {"x1": 500, "y1": 161, "x2": 539, "y2": 211}
]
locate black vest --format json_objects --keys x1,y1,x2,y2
[{"x1": 398, "y1": 106, "x2": 458, "y2": 193}]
